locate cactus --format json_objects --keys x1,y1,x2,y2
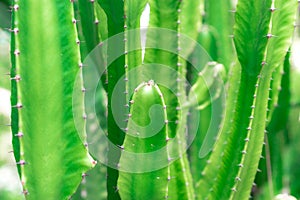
[
  {"x1": 10, "y1": 0, "x2": 95, "y2": 199},
  {"x1": 5, "y1": 0, "x2": 299, "y2": 199},
  {"x1": 196, "y1": 0, "x2": 297, "y2": 199}
]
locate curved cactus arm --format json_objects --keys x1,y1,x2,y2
[
  {"x1": 10, "y1": 0, "x2": 95, "y2": 199},
  {"x1": 118, "y1": 80, "x2": 170, "y2": 199},
  {"x1": 187, "y1": 62, "x2": 225, "y2": 110},
  {"x1": 195, "y1": 60, "x2": 242, "y2": 199}
]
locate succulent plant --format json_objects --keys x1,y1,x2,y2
[{"x1": 5, "y1": 0, "x2": 299, "y2": 199}]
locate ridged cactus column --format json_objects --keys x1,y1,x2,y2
[
  {"x1": 118, "y1": 80, "x2": 171, "y2": 199},
  {"x1": 196, "y1": 0, "x2": 297, "y2": 199},
  {"x1": 10, "y1": 0, "x2": 95, "y2": 199}
]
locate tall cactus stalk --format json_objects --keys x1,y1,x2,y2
[
  {"x1": 96, "y1": 1, "x2": 126, "y2": 199},
  {"x1": 196, "y1": 0, "x2": 297, "y2": 199},
  {"x1": 10, "y1": 0, "x2": 95, "y2": 199}
]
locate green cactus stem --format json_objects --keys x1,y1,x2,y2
[{"x1": 10, "y1": 0, "x2": 95, "y2": 199}]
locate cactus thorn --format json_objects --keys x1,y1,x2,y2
[
  {"x1": 257, "y1": 169, "x2": 262, "y2": 173},
  {"x1": 92, "y1": 160, "x2": 97, "y2": 165},
  {"x1": 13, "y1": 4, "x2": 19, "y2": 11},
  {"x1": 166, "y1": 136, "x2": 171, "y2": 142},
  {"x1": 14, "y1": 49, "x2": 20, "y2": 56},
  {"x1": 17, "y1": 160, "x2": 26, "y2": 165},
  {"x1": 15, "y1": 132, "x2": 23, "y2": 137},
  {"x1": 11, "y1": 74, "x2": 21, "y2": 81},
  {"x1": 266, "y1": 33, "x2": 275, "y2": 39},
  {"x1": 13, "y1": 103, "x2": 23, "y2": 109},
  {"x1": 235, "y1": 177, "x2": 241, "y2": 181}
]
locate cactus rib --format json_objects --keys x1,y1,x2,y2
[{"x1": 10, "y1": 0, "x2": 95, "y2": 199}]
